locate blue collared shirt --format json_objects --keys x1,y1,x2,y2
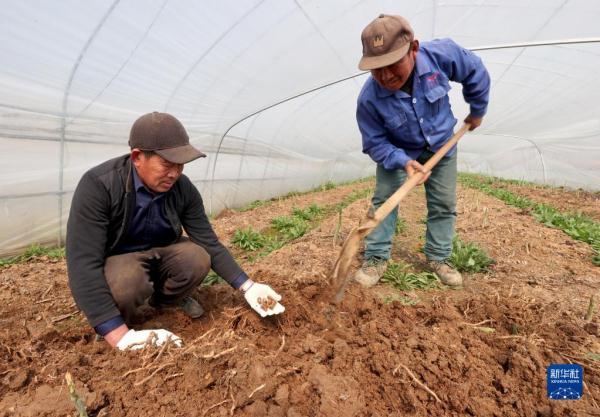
[
  {"x1": 356, "y1": 38, "x2": 490, "y2": 170},
  {"x1": 113, "y1": 168, "x2": 176, "y2": 254}
]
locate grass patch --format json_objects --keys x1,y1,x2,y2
[
  {"x1": 381, "y1": 261, "x2": 440, "y2": 291},
  {"x1": 450, "y1": 237, "x2": 494, "y2": 273},
  {"x1": 0, "y1": 244, "x2": 65, "y2": 266}
]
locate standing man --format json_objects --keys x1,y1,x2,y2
[
  {"x1": 354, "y1": 14, "x2": 490, "y2": 287},
  {"x1": 67, "y1": 112, "x2": 284, "y2": 350}
]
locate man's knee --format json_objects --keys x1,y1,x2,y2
[
  {"x1": 171, "y1": 241, "x2": 211, "y2": 285},
  {"x1": 104, "y1": 253, "x2": 154, "y2": 313}
]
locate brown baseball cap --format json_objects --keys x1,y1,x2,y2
[
  {"x1": 358, "y1": 14, "x2": 414, "y2": 71},
  {"x1": 129, "y1": 112, "x2": 206, "y2": 164}
]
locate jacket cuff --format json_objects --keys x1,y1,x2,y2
[
  {"x1": 94, "y1": 315, "x2": 125, "y2": 336},
  {"x1": 391, "y1": 152, "x2": 411, "y2": 170},
  {"x1": 229, "y1": 271, "x2": 250, "y2": 290},
  {"x1": 469, "y1": 105, "x2": 487, "y2": 118}
]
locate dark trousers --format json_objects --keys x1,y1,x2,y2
[{"x1": 104, "y1": 238, "x2": 211, "y2": 324}]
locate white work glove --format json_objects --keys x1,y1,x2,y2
[
  {"x1": 116, "y1": 329, "x2": 182, "y2": 351},
  {"x1": 243, "y1": 281, "x2": 285, "y2": 317}
]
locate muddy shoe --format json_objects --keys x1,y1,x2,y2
[
  {"x1": 177, "y1": 296, "x2": 205, "y2": 319},
  {"x1": 354, "y1": 258, "x2": 388, "y2": 288},
  {"x1": 428, "y1": 260, "x2": 463, "y2": 286},
  {"x1": 151, "y1": 295, "x2": 205, "y2": 319}
]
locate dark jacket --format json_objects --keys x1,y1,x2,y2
[{"x1": 66, "y1": 154, "x2": 243, "y2": 327}]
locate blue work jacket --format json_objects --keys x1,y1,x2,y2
[{"x1": 356, "y1": 38, "x2": 490, "y2": 170}]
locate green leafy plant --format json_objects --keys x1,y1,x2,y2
[
  {"x1": 459, "y1": 173, "x2": 600, "y2": 266},
  {"x1": 533, "y1": 205, "x2": 600, "y2": 245},
  {"x1": 281, "y1": 190, "x2": 301, "y2": 199},
  {"x1": 292, "y1": 204, "x2": 324, "y2": 221},
  {"x1": 231, "y1": 227, "x2": 266, "y2": 251},
  {"x1": 450, "y1": 237, "x2": 494, "y2": 273},
  {"x1": 317, "y1": 181, "x2": 336, "y2": 191},
  {"x1": 335, "y1": 187, "x2": 373, "y2": 211},
  {"x1": 201, "y1": 270, "x2": 226, "y2": 287},
  {"x1": 238, "y1": 199, "x2": 269, "y2": 212},
  {"x1": 593, "y1": 251, "x2": 600, "y2": 267},
  {"x1": 271, "y1": 216, "x2": 309, "y2": 240},
  {"x1": 381, "y1": 261, "x2": 440, "y2": 291},
  {"x1": 0, "y1": 244, "x2": 65, "y2": 266},
  {"x1": 395, "y1": 217, "x2": 407, "y2": 235}
]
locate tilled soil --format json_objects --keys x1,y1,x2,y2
[{"x1": 1, "y1": 179, "x2": 599, "y2": 417}]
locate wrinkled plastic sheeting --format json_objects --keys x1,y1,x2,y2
[{"x1": 1, "y1": 0, "x2": 599, "y2": 255}]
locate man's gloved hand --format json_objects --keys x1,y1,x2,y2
[
  {"x1": 115, "y1": 329, "x2": 182, "y2": 351},
  {"x1": 243, "y1": 282, "x2": 285, "y2": 317}
]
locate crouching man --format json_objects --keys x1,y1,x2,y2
[{"x1": 66, "y1": 112, "x2": 284, "y2": 350}]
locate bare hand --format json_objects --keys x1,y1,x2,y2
[
  {"x1": 464, "y1": 114, "x2": 483, "y2": 131},
  {"x1": 405, "y1": 160, "x2": 431, "y2": 185}
]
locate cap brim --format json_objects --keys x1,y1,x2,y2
[
  {"x1": 155, "y1": 144, "x2": 206, "y2": 164},
  {"x1": 358, "y1": 42, "x2": 410, "y2": 70}
]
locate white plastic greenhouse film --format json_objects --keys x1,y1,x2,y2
[{"x1": 1, "y1": 0, "x2": 599, "y2": 256}]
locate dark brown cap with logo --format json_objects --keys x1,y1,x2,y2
[
  {"x1": 129, "y1": 112, "x2": 206, "y2": 164},
  {"x1": 359, "y1": 14, "x2": 414, "y2": 71}
]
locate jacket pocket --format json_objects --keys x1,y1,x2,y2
[
  {"x1": 384, "y1": 111, "x2": 407, "y2": 131},
  {"x1": 425, "y1": 81, "x2": 450, "y2": 116}
]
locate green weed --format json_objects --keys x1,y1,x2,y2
[
  {"x1": 335, "y1": 187, "x2": 373, "y2": 211},
  {"x1": 459, "y1": 173, "x2": 600, "y2": 266},
  {"x1": 450, "y1": 237, "x2": 494, "y2": 273},
  {"x1": 395, "y1": 217, "x2": 407, "y2": 235},
  {"x1": 381, "y1": 261, "x2": 440, "y2": 291},
  {"x1": 281, "y1": 190, "x2": 301, "y2": 199},
  {"x1": 0, "y1": 244, "x2": 65, "y2": 266},
  {"x1": 317, "y1": 181, "x2": 336, "y2": 191},
  {"x1": 292, "y1": 204, "x2": 324, "y2": 221},
  {"x1": 533, "y1": 205, "x2": 600, "y2": 245},
  {"x1": 271, "y1": 216, "x2": 309, "y2": 240},
  {"x1": 201, "y1": 270, "x2": 226, "y2": 287},
  {"x1": 231, "y1": 227, "x2": 266, "y2": 251},
  {"x1": 593, "y1": 252, "x2": 600, "y2": 267},
  {"x1": 238, "y1": 199, "x2": 269, "y2": 212}
]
